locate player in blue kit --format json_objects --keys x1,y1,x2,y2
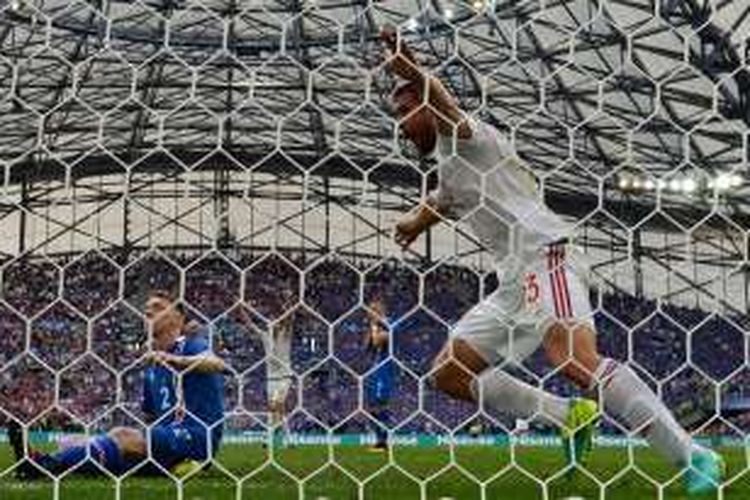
[
  {"x1": 139, "y1": 290, "x2": 226, "y2": 472},
  {"x1": 365, "y1": 299, "x2": 394, "y2": 452},
  {"x1": 8, "y1": 289, "x2": 226, "y2": 479}
]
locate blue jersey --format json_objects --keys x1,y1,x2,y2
[
  {"x1": 369, "y1": 316, "x2": 394, "y2": 362},
  {"x1": 140, "y1": 327, "x2": 225, "y2": 467},
  {"x1": 142, "y1": 328, "x2": 224, "y2": 430}
]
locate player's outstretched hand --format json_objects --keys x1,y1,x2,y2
[
  {"x1": 379, "y1": 24, "x2": 421, "y2": 82},
  {"x1": 379, "y1": 24, "x2": 398, "y2": 50},
  {"x1": 394, "y1": 213, "x2": 422, "y2": 249}
]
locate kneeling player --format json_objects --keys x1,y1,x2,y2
[{"x1": 9, "y1": 290, "x2": 226, "y2": 479}]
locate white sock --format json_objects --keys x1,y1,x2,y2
[
  {"x1": 471, "y1": 368, "x2": 570, "y2": 426},
  {"x1": 594, "y1": 357, "x2": 698, "y2": 466}
]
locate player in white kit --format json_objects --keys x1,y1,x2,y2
[
  {"x1": 236, "y1": 306, "x2": 294, "y2": 445},
  {"x1": 380, "y1": 26, "x2": 723, "y2": 494},
  {"x1": 266, "y1": 314, "x2": 294, "y2": 444}
]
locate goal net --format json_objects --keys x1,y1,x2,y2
[{"x1": 0, "y1": 0, "x2": 748, "y2": 498}]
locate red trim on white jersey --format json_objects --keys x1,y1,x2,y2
[
  {"x1": 548, "y1": 249, "x2": 561, "y2": 317},
  {"x1": 558, "y1": 246, "x2": 573, "y2": 316},
  {"x1": 598, "y1": 359, "x2": 620, "y2": 389},
  {"x1": 548, "y1": 245, "x2": 572, "y2": 319}
]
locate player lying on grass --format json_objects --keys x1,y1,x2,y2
[
  {"x1": 9, "y1": 289, "x2": 226, "y2": 479},
  {"x1": 380, "y1": 25, "x2": 724, "y2": 495}
]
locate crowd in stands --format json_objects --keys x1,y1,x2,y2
[{"x1": 0, "y1": 252, "x2": 748, "y2": 437}]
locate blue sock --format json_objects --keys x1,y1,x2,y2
[{"x1": 45, "y1": 435, "x2": 124, "y2": 475}]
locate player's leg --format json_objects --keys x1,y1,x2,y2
[
  {"x1": 546, "y1": 322, "x2": 724, "y2": 492},
  {"x1": 541, "y1": 253, "x2": 698, "y2": 466},
  {"x1": 542, "y1": 250, "x2": 724, "y2": 493},
  {"x1": 269, "y1": 397, "x2": 286, "y2": 431},
  {"x1": 516, "y1": 245, "x2": 600, "y2": 467},
  {"x1": 553, "y1": 323, "x2": 694, "y2": 453},
  {"x1": 367, "y1": 401, "x2": 389, "y2": 451},
  {"x1": 267, "y1": 377, "x2": 291, "y2": 445},
  {"x1": 150, "y1": 422, "x2": 213, "y2": 472},
  {"x1": 8, "y1": 422, "x2": 141, "y2": 478},
  {"x1": 430, "y1": 338, "x2": 486, "y2": 401},
  {"x1": 148, "y1": 421, "x2": 223, "y2": 479},
  {"x1": 366, "y1": 364, "x2": 394, "y2": 451},
  {"x1": 430, "y1": 291, "x2": 572, "y2": 426},
  {"x1": 267, "y1": 319, "x2": 294, "y2": 444}
]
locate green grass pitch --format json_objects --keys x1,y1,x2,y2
[{"x1": 0, "y1": 443, "x2": 748, "y2": 499}]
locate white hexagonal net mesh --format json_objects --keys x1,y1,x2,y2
[{"x1": 0, "y1": 0, "x2": 748, "y2": 498}]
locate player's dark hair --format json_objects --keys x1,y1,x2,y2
[{"x1": 148, "y1": 289, "x2": 185, "y2": 316}]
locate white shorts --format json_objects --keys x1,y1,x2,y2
[{"x1": 451, "y1": 243, "x2": 594, "y2": 364}]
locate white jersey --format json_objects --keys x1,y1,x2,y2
[{"x1": 431, "y1": 119, "x2": 572, "y2": 262}]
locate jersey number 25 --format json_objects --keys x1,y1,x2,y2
[{"x1": 524, "y1": 273, "x2": 541, "y2": 311}]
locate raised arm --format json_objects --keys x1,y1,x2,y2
[
  {"x1": 149, "y1": 351, "x2": 226, "y2": 374},
  {"x1": 394, "y1": 195, "x2": 445, "y2": 249},
  {"x1": 380, "y1": 25, "x2": 471, "y2": 138}
]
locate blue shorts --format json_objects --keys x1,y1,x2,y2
[{"x1": 149, "y1": 422, "x2": 220, "y2": 468}]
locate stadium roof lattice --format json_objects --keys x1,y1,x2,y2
[{"x1": 0, "y1": 0, "x2": 748, "y2": 253}]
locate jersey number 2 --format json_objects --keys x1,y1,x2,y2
[{"x1": 159, "y1": 386, "x2": 171, "y2": 411}]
